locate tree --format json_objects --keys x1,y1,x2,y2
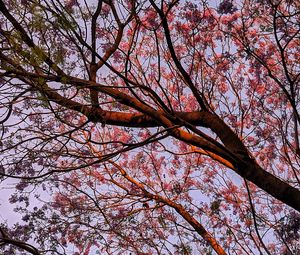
[{"x1": 0, "y1": 0, "x2": 299, "y2": 254}]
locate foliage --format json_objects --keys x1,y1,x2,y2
[{"x1": 0, "y1": 0, "x2": 299, "y2": 254}]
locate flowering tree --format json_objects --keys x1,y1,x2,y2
[{"x1": 0, "y1": 0, "x2": 299, "y2": 254}]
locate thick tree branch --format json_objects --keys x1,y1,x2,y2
[
  {"x1": 0, "y1": 228, "x2": 40, "y2": 255},
  {"x1": 5, "y1": 68, "x2": 300, "y2": 212}
]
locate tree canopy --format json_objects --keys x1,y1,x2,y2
[{"x1": 0, "y1": 0, "x2": 299, "y2": 254}]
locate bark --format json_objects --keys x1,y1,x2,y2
[
  {"x1": 114, "y1": 162, "x2": 228, "y2": 255},
  {"x1": 4, "y1": 68, "x2": 300, "y2": 212},
  {"x1": 0, "y1": 0, "x2": 299, "y2": 213}
]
